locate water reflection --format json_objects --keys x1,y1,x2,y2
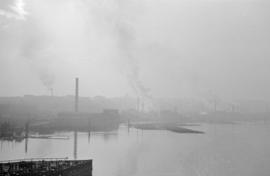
[
  {"x1": 89, "y1": 131, "x2": 118, "y2": 142},
  {"x1": 24, "y1": 137, "x2": 28, "y2": 154},
  {"x1": 88, "y1": 131, "x2": 91, "y2": 144},
  {"x1": 24, "y1": 122, "x2": 29, "y2": 154},
  {"x1": 0, "y1": 122, "x2": 270, "y2": 176},
  {"x1": 73, "y1": 131, "x2": 77, "y2": 160}
]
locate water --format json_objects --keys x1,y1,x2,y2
[{"x1": 1, "y1": 122, "x2": 270, "y2": 176}]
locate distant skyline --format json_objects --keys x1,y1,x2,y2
[{"x1": 1, "y1": 0, "x2": 270, "y2": 101}]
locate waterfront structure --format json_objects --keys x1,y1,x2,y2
[{"x1": 0, "y1": 158, "x2": 92, "y2": 176}]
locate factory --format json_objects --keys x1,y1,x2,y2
[{"x1": 32, "y1": 78, "x2": 121, "y2": 132}]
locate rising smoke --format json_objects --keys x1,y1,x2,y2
[
  {"x1": 112, "y1": 0, "x2": 152, "y2": 100},
  {"x1": 0, "y1": 0, "x2": 55, "y2": 93},
  {"x1": 21, "y1": 21, "x2": 55, "y2": 92},
  {"x1": 83, "y1": 0, "x2": 152, "y2": 97},
  {"x1": 38, "y1": 69, "x2": 55, "y2": 91}
]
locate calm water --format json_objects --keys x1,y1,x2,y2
[{"x1": 1, "y1": 122, "x2": 270, "y2": 176}]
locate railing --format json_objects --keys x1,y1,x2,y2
[{"x1": 0, "y1": 157, "x2": 69, "y2": 164}]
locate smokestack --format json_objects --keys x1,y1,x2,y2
[{"x1": 75, "y1": 77, "x2": 79, "y2": 112}]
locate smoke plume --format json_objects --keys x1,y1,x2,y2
[
  {"x1": 112, "y1": 0, "x2": 152, "y2": 99},
  {"x1": 21, "y1": 16, "x2": 55, "y2": 92}
]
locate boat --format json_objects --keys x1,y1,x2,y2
[{"x1": 0, "y1": 158, "x2": 92, "y2": 176}]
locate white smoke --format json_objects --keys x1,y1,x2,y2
[
  {"x1": 0, "y1": 0, "x2": 27, "y2": 20},
  {"x1": 112, "y1": 0, "x2": 152, "y2": 99}
]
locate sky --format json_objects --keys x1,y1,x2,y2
[{"x1": 0, "y1": 0, "x2": 270, "y2": 101}]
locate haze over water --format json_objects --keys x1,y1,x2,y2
[
  {"x1": 1, "y1": 122, "x2": 270, "y2": 176},
  {"x1": 1, "y1": 0, "x2": 270, "y2": 175}
]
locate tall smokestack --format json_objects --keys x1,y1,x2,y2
[{"x1": 75, "y1": 77, "x2": 79, "y2": 112}]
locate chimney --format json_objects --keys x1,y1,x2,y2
[{"x1": 75, "y1": 77, "x2": 79, "y2": 112}]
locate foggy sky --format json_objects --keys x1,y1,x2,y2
[{"x1": 0, "y1": 0, "x2": 270, "y2": 101}]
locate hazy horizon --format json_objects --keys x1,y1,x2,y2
[{"x1": 1, "y1": 0, "x2": 270, "y2": 102}]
